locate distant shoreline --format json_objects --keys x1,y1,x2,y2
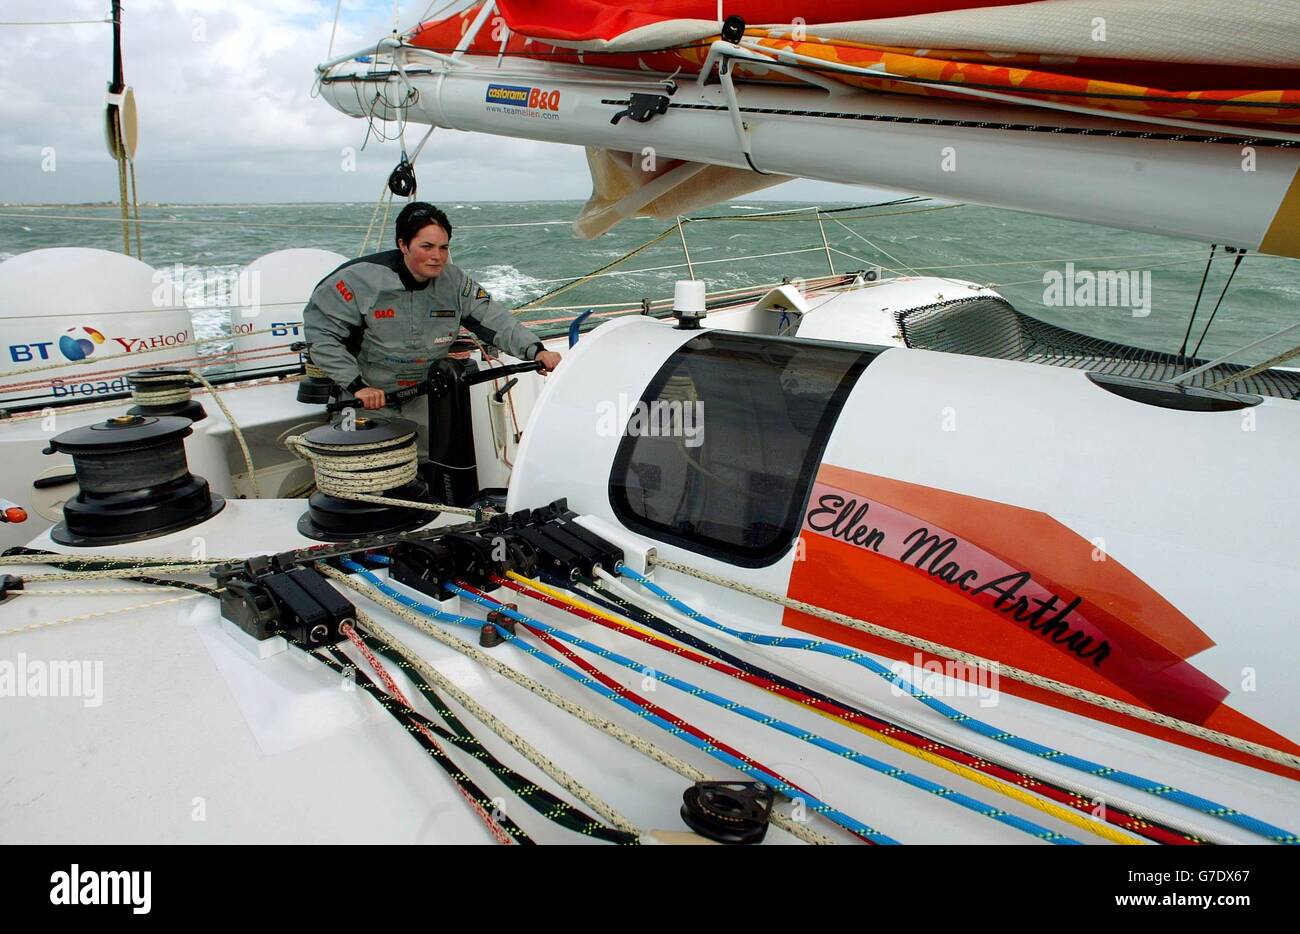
[{"x1": 0, "y1": 199, "x2": 862, "y2": 209}]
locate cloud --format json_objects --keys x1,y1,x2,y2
[{"x1": 0, "y1": 0, "x2": 891, "y2": 204}]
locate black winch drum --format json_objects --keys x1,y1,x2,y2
[
  {"x1": 43, "y1": 414, "x2": 225, "y2": 546},
  {"x1": 296, "y1": 415, "x2": 436, "y2": 542}
]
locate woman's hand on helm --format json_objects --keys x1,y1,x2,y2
[{"x1": 355, "y1": 387, "x2": 386, "y2": 409}]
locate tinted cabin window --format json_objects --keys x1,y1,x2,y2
[{"x1": 609, "y1": 331, "x2": 877, "y2": 567}]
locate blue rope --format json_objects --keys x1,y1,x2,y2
[
  {"x1": 616, "y1": 566, "x2": 1300, "y2": 845},
  {"x1": 337, "y1": 559, "x2": 894, "y2": 844},
  {"x1": 453, "y1": 579, "x2": 1080, "y2": 844}
]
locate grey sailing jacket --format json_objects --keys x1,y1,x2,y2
[{"x1": 302, "y1": 250, "x2": 544, "y2": 393}]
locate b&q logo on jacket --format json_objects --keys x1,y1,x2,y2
[
  {"x1": 485, "y1": 84, "x2": 561, "y2": 113},
  {"x1": 373, "y1": 308, "x2": 395, "y2": 319},
  {"x1": 335, "y1": 279, "x2": 354, "y2": 302}
]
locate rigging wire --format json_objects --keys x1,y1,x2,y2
[
  {"x1": 1178, "y1": 245, "x2": 1218, "y2": 359},
  {"x1": 0, "y1": 18, "x2": 110, "y2": 26},
  {"x1": 326, "y1": 0, "x2": 344, "y2": 58},
  {"x1": 1191, "y1": 249, "x2": 1248, "y2": 359}
]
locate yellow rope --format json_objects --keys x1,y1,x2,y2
[
  {"x1": 650, "y1": 556, "x2": 1300, "y2": 772},
  {"x1": 505, "y1": 571, "x2": 668, "y2": 644},
  {"x1": 798, "y1": 699, "x2": 1144, "y2": 844},
  {"x1": 509, "y1": 571, "x2": 1142, "y2": 844}
]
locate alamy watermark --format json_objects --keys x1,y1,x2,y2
[
  {"x1": 595, "y1": 392, "x2": 704, "y2": 447},
  {"x1": 152, "y1": 262, "x2": 261, "y2": 317},
  {"x1": 1042, "y1": 263, "x2": 1151, "y2": 317},
  {"x1": 50, "y1": 865, "x2": 150, "y2": 914},
  {"x1": 0, "y1": 653, "x2": 103, "y2": 707},
  {"x1": 889, "y1": 652, "x2": 1000, "y2": 707}
]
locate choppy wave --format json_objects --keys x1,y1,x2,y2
[
  {"x1": 2, "y1": 201, "x2": 1298, "y2": 359},
  {"x1": 477, "y1": 264, "x2": 550, "y2": 304}
]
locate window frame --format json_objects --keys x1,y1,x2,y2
[{"x1": 608, "y1": 330, "x2": 883, "y2": 568}]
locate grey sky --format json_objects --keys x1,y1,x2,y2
[{"x1": 0, "y1": 0, "x2": 893, "y2": 205}]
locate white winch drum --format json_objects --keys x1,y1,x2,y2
[
  {"x1": 232, "y1": 249, "x2": 347, "y2": 376},
  {"x1": 0, "y1": 248, "x2": 194, "y2": 409}
]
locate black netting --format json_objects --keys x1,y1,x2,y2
[{"x1": 895, "y1": 297, "x2": 1300, "y2": 400}]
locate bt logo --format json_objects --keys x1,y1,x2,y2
[
  {"x1": 59, "y1": 325, "x2": 107, "y2": 361},
  {"x1": 9, "y1": 326, "x2": 106, "y2": 363},
  {"x1": 270, "y1": 321, "x2": 302, "y2": 337}
]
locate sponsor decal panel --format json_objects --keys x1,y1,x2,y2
[
  {"x1": 785, "y1": 465, "x2": 1300, "y2": 775},
  {"x1": 484, "y1": 83, "x2": 562, "y2": 119},
  {"x1": 6, "y1": 325, "x2": 192, "y2": 398}
]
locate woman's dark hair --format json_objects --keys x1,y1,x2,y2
[{"x1": 395, "y1": 202, "x2": 453, "y2": 247}]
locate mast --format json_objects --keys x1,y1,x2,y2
[{"x1": 104, "y1": 0, "x2": 141, "y2": 257}]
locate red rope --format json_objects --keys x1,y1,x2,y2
[
  {"x1": 341, "y1": 623, "x2": 514, "y2": 845},
  {"x1": 0, "y1": 345, "x2": 296, "y2": 394},
  {"x1": 491, "y1": 575, "x2": 1202, "y2": 846},
  {"x1": 457, "y1": 580, "x2": 876, "y2": 844}
]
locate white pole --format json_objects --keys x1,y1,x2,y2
[{"x1": 1170, "y1": 318, "x2": 1300, "y2": 384}]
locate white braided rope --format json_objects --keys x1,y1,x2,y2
[
  {"x1": 0, "y1": 592, "x2": 205, "y2": 637},
  {"x1": 320, "y1": 569, "x2": 639, "y2": 835},
  {"x1": 286, "y1": 431, "x2": 484, "y2": 518},
  {"x1": 0, "y1": 555, "x2": 232, "y2": 566},
  {"x1": 6, "y1": 587, "x2": 206, "y2": 596},
  {"x1": 1206, "y1": 341, "x2": 1300, "y2": 390},
  {"x1": 130, "y1": 385, "x2": 193, "y2": 405},
  {"x1": 646, "y1": 557, "x2": 1300, "y2": 772},
  {"x1": 287, "y1": 432, "x2": 420, "y2": 494},
  {"x1": 188, "y1": 369, "x2": 262, "y2": 499},
  {"x1": 580, "y1": 577, "x2": 1240, "y2": 844},
  {"x1": 19, "y1": 563, "x2": 220, "y2": 583},
  {"x1": 320, "y1": 565, "x2": 834, "y2": 845}
]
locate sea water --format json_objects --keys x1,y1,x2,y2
[{"x1": 2, "y1": 199, "x2": 1297, "y2": 364}]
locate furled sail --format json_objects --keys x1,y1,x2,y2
[
  {"x1": 318, "y1": 2, "x2": 1300, "y2": 254},
  {"x1": 415, "y1": 1, "x2": 1300, "y2": 127}
]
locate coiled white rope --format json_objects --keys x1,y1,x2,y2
[
  {"x1": 127, "y1": 372, "x2": 195, "y2": 407},
  {"x1": 287, "y1": 429, "x2": 419, "y2": 494},
  {"x1": 285, "y1": 428, "x2": 485, "y2": 518}
]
